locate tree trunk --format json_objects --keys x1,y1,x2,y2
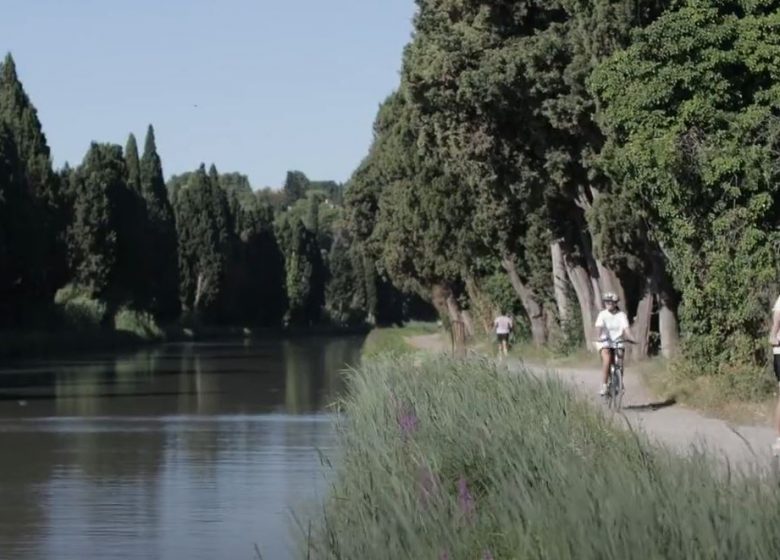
[
  {"x1": 465, "y1": 277, "x2": 492, "y2": 335},
  {"x1": 596, "y1": 259, "x2": 626, "y2": 307},
  {"x1": 432, "y1": 283, "x2": 467, "y2": 355},
  {"x1": 564, "y1": 260, "x2": 598, "y2": 349},
  {"x1": 461, "y1": 310, "x2": 475, "y2": 338},
  {"x1": 430, "y1": 284, "x2": 450, "y2": 321},
  {"x1": 194, "y1": 272, "x2": 207, "y2": 312},
  {"x1": 501, "y1": 258, "x2": 547, "y2": 346},
  {"x1": 650, "y1": 253, "x2": 680, "y2": 359},
  {"x1": 445, "y1": 290, "x2": 467, "y2": 356},
  {"x1": 630, "y1": 283, "x2": 653, "y2": 362},
  {"x1": 445, "y1": 291, "x2": 462, "y2": 325},
  {"x1": 658, "y1": 299, "x2": 680, "y2": 359},
  {"x1": 551, "y1": 240, "x2": 571, "y2": 324}
]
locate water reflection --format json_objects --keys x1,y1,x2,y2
[{"x1": 0, "y1": 335, "x2": 363, "y2": 560}]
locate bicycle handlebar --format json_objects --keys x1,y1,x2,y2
[{"x1": 593, "y1": 339, "x2": 636, "y2": 348}]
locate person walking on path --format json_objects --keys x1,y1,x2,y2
[{"x1": 494, "y1": 311, "x2": 513, "y2": 358}]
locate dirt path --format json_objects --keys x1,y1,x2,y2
[
  {"x1": 406, "y1": 333, "x2": 776, "y2": 470},
  {"x1": 403, "y1": 333, "x2": 449, "y2": 353}
]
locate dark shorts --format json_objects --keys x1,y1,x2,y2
[
  {"x1": 497, "y1": 333, "x2": 509, "y2": 343},
  {"x1": 774, "y1": 354, "x2": 780, "y2": 382}
]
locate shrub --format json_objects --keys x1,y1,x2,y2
[
  {"x1": 113, "y1": 307, "x2": 164, "y2": 340},
  {"x1": 54, "y1": 283, "x2": 107, "y2": 329}
]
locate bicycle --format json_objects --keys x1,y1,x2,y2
[{"x1": 599, "y1": 338, "x2": 634, "y2": 411}]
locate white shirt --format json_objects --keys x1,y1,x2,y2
[
  {"x1": 773, "y1": 296, "x2": 780, "y2": 354},
  {"x1": 494, "y1": 315, "x2": 513, "y2": 335},
  {"x1": 595, "y1": 309, "x2": 629, "y2": 342}
]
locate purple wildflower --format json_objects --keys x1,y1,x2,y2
[
  {"x1": 439, "y1": 551, "x2": 450, "y2": 560},
  {"x1": 483, "y1": 550, "x2": 494, "y2": 560},
  {"x1": 458, "y1": 476, "x2": 475, "y2": 520},
  {"x1": 398, "y1": 410, "x2": 419, "y2": 437}
]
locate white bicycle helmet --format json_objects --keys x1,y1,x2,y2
[{"x1": 602, "y1": 292, "x2": 619, "y2": 303}]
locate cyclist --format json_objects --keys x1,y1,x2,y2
[
  {"x1": 769, "y1": 295, "x2": 780, "y2": 453},
  {"x1": 595, "y1": 292, "x2": 633, "y2": 396}
]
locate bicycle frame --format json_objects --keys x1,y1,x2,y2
[{"x1": 604, "y1": 340, "x2": 625, "y2": 410}]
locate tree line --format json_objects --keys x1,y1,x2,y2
[
  {"x1": 0, "y1": 53, "x2": 432, "y2": 336},
  {"x1": 344, "y1": 0, "x2": 780, "y2": 383}
]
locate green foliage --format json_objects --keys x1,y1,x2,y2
[
  {"x1": 325, "y1": 230, "x2": 368, "y2": 326},
  {"x1": 345, "y1": 91, "x2": 475, "y2": 306},
  {"x1": 67, "y1": 143, "x2": 124, "y2": 299},
  {"x1": 0, "y1": 53, "x2": 65, "y2": 321},
  {"x1": 124, "y1": 133, "x2": 141, "y2": 193},
  {"x1": 283, "y1": 170, "x2": 310, "y2": 206},
  {"x1": 591, "y1": 1, "x2": 780, "y2": 373},
  {"x1": 140, "y1": 125, "x2": 180, "y2": 319},
  {"x1": 0, "y1": 55, "x2": 376, "y2": 333},
  {"x1": 113, "y1": 307, "x2": 164, "y2": 340},
  {"x1": 311, "y1": 355, "x2": 780, "y2": 558},
  {"x1": 280, "y1": 217, "x2": 326, "y2": 325},
  {"x1": 54, "y1": 283, "x2": 107, "y2": 329},
  {"x1": 0, "y1": 122, "x2": 46, "y2": 327},
  {"x1": 174, "y1": 164, "x2": 233, "y2": 321}
]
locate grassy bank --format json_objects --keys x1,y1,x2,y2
[
  {"x1": 309, "y1": 355, "x2": 780, "y2": 559},
  {"x1": 636, "y1": 358, "x2": 776, "y2": 425},
  {"x1": 361, "y1": 322, "x2": 440, "y2": 358}
]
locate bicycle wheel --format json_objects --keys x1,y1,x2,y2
[
  {"x1": 612, "y1": 367, "x2": 624, "y2": 411},
  {"x1": 606, "y1": 365, "x2": 617, "y2": 409}
]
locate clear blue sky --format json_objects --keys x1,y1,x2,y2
[{"x1": 0, "y1": 0, "x2": 415, "y2": 188}]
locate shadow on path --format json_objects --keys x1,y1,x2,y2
[{"x1": 622, "y1": 397, "x2": 677, "y2": 412}]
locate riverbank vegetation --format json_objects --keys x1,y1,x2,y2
[
  {"x1": 341, "y1": 0, "x2": 780, "y2": 402},
  {"x1": 4, "y1": 0, "x2": 780, "y2": 401},
  {"x1": 310, "y1": 355, "x2": 780, "y2": 559},
  {"x1": 0, "y1": 54, "x2": 435, "y2": 353}
]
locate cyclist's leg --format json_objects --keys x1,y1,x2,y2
[
  {"x1": 600, "y1": 348, "x2": 611, "y2": 384},
  {"x1": 599, "y1": 347, "x2": 611, "y2": 395}
]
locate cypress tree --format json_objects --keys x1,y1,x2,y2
[
  {"x1": 174, "y1": 164, "x2": 232, "y2": 321},
  {"x1": 125, "y1": 133, "x2": 141, "y2": 194},
  {"x1": 0, "y1": 53, "x2": 65, "y2": 311},
  {"x1": 0, "y1": 54, "x2": 56, "y2": 205},
  {"x1": 67, "y1": 143, "x2": 124, "y2": 300},
  {"x1": 0, "y1": 123, "x2": 41, "y2": 326},
  {"x1": 140, "y1": 125, "x2": 180, "y2": 319},
  {"x1": 283, "y1": 170, "x2": 309, "y2": 206}
]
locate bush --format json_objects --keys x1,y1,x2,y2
[
  {"x1": 113, "y1": 307, "x2": 164, "y2": 341},
  {"x1": 308, "y1": 355, "x2": 780, "y2": 559},
  {"x1": 54, "y1": 284, "x2": 107, "y2": 329}
]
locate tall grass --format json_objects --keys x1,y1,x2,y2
[{"x1": 309, "y1": 355, "x2": 780, "y2": 559}]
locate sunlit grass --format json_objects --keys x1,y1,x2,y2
[
  {"x1": 307, "y1": 355, "x2": 780, "y2": 559},
  {"x1": 361, "y1": 322, "x2": 440, "y2": 358}
]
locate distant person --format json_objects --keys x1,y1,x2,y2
[
  {"x1": 494, "y1": 311, "x2": 513, "y2": 358},
  {"x1": 595, "y1": 292, "x2": 633, "y2": 396},
  {"x1": 769, "y1": 295, "x2": 780, "y2": 454}
]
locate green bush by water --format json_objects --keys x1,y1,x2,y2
[
  {"x1": 309, "y1": 356, "x2": 780, "y2": 559},
  {"x1": 54, "y1": 284, "x2": 107, "y2": 328},
  {"x1": 113, "y1": 307, "x2": 164, "y2": 341}
]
